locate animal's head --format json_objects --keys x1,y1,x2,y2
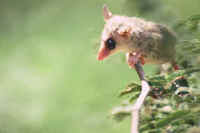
[{"x1": 97, "y1": 5, "x2": 134, "y2": 61}]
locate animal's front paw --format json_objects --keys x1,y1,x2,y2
[
  {"x1": 126, "y1": 52, "x2": 145, "y2": 69},
  {"x1": 126, "y1": 53, "x2": 136, "y2": 68}
]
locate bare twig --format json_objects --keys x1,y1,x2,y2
[
  {"x1": 134, "y1": 63, "x2": 145, "y2": 80},
  {"x1": 131, "y1": 62, "x2": 151, "y2": 133}
]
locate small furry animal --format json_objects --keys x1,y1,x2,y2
[{"x1": 97, "y1": 5, "x2": 178, "y2": 69}]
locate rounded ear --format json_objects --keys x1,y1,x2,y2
[{"x1": 103, "y1": 4, "x2": 112, "y2": 21}]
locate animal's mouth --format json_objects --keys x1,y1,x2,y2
[{"x1": 97, "y1": 46, "x2": 110, "y2": 60}]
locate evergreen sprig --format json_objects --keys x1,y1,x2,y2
[{"x1": 111, "y1": 68, "x2": 200, "y2": 132}]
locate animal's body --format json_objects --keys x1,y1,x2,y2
[{"x1": 97, "y1": 5, "x2": 177, "y2": 68}]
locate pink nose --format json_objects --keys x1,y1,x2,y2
[{"x1": 97, "y1": 47, "x2": 110, "y2": 61}]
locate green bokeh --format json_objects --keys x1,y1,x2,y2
[{"x1": 0, "y1": 0, "x2": 199, "y2": 133}]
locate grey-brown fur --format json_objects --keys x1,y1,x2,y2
[{"x1": 98, "y1": 5, "x2": 177, "y2": 65}]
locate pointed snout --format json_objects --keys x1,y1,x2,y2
[{"x1": 97, "y1": 46, "x2": 110, "y2": 61}]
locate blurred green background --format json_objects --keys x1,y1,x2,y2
[{"x1": 0, "y1": 0, "x2": 199, "y2": 133}]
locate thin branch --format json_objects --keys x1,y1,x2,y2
[
  {"x1": 131, "y1": 62, "x2": 151, "y2": 133},
  {"x1": 134, "y1": 62, "x2": 145, "y2": 80}
]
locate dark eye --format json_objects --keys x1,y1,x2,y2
[{"x1": 105, "y1": 37, "x2": 116, "y2": 50}]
